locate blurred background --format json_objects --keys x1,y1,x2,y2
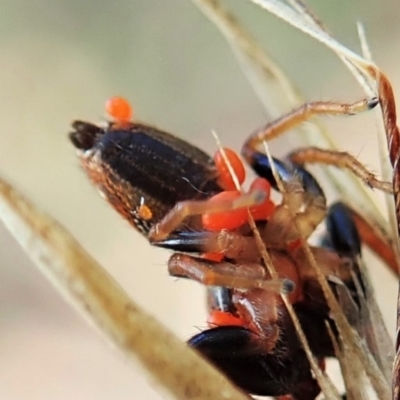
[{"x1": 0, "y1": 1, "x2": 399, "y2": 399}]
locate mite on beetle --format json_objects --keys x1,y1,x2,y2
[{"x1": 69, "y1": 96, "x2": 395, "y2": 399}]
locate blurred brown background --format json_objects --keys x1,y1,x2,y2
[{"x1": 0, "y1": 1, "x2": 399, "y2": 399}]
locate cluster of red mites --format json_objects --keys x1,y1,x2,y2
[{"x1": 206, "y1": 148, "x2": 276, "y2": 328}]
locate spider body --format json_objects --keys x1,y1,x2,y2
[{"x1": 69, "y1": 97, "x2": 392, "y2": 399}]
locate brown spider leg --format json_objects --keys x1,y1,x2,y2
[
  {"x1": 347, "y1": 207, "x2": 399, "y2": 276},
  {"x1": 169, "y1": 230, "x2": 262, "y2": 261},
  {"x1": 169, "y1": 251, "x2": 301, "y2": 300},
  {"x1": 168, "y1": 253, "x2": 293, "y2": 293},
  {"x1": 288, "y1": 147, "x2": 393, "y2": 194},
  {"x1": 240, "y1": 98, "x2": 391, "y2": 192},
  {"x1": 242, "y1": 98, "x2": 377, "y2": 155},
  {"x1": 149, "y1": 189, "x2": 265, "y2": 241}
]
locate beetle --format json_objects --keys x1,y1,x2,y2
[{"x1": 69, "y1": 97, "x2": 395, "y2": 399}]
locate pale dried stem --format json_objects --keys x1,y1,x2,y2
[
  {"x1": 214, "y1": 125, "x2": 340, "y2": 395},
  {"x1": 297, "y1": 232, "x2": 391, "y2": 398},
  {"x1": 287, "y1": 0, "x2": 375, "y2": 96},
  {"x1": 261, "y1": 140, "x2": 341, "y2": 397},
  {"x1": 326, "y1": 322, "x2": 369, "y2": 400},
  {"x1": 281, "y1": 295, "x2": 342, "y2": 400},
  {"x1": 247, "y1": 0, "x2": 372, "y2": 70},
  {"x1": 265, "y1": 137, "x2": 387, "y2": 398},
  {"x1": 0, "y1": 177, "x2": 250, "y2": 400}
]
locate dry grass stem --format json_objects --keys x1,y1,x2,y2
[{"x1": 0, "y1": 177, "x2": 250, "y2": 400}]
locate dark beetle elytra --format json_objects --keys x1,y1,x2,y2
[{"x1": 70, "y1": 120, "x2": 222, "y2": 235}]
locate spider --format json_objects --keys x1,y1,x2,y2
[{"x1": 69, "y1": 96, "x2": 395, "y2": 399}]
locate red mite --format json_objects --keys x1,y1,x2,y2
[{"x1": 69, "y1": 97, "x2": 396, "y2": 399}]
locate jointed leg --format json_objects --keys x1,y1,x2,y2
[
  {"x1": 242, "y1": 98, "x2": 377, "y2": 152},
  {"x1": 168, "y1": 253, "x2": 293, "y2": 293},
  {"x1": 153, "y1": 229, "x2": 262, "y2": 261},
  {"x1": 149, "y1": 189, "x2": 265, "y2": 241},
  {"x1": 289, "y1": 148, "x2": 393, "y2": 193},
  {"x1": 242, "y1": 97, "x2": 391, "y2": 193}
]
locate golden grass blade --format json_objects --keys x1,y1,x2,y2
[{"x1": 0, "y1": 177, "x2": 250, "y2": 400}]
